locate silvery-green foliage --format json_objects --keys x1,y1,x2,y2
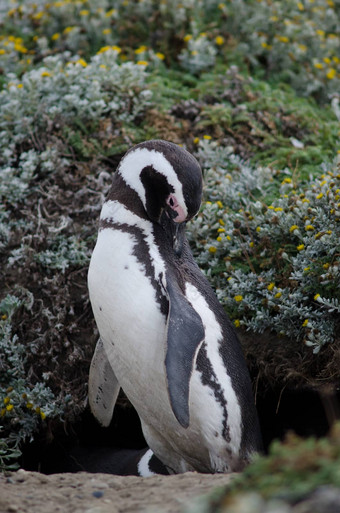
[
  {"x1": 187, "y1": 140, "x2": 340, "y2": 353},
  {"x1": 0, "y1": 294, "x2": 63, "y2": 468},
  {"x1": 0, "y1": 49, "x2": 151, "y2": 208},
  {"x1": 221, "y1": 0, "x2": 340, "y2": 100},
  {"x1": 179, "y1": 34, "x2": 217, "y2": 74},
  {"x1": 34, "y1": 235, "x2": 90, "y2": 273},
  {"x1": 0, "y1": 50, "x2": 151, "y2": 141}
]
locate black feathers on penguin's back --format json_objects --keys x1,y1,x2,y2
[{"x1": 158, "y1": 231, "x2": 263, "y2": 456}]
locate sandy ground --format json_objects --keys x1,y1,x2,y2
[{"x1": 0, "y1": 470, "x2": 235, "y2": 513}]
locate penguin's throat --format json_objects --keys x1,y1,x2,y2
[{"x1": 159, "y1": 210, "x2": 185, "y2": 257}]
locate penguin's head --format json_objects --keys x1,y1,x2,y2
[{"x1": 117, "y1": 140, "x2": 203, "y2": 225}]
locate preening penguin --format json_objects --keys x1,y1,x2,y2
[{"x1": 88, "y1": 140, "x2": 262, "y2": 474}]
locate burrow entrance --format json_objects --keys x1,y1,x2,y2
[{"x1": 19, "y1": 385, "x2": 340, "y2": 474}]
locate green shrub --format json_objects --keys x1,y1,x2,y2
[
  {"x1": 0, "y1": 294, "x2": 64, "y2": 470},
  {"x1": 188, "y1": 140, "x2": 340, "y2": 353}
]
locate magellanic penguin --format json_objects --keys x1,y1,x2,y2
[{"x1": 88, "y1": 140, "x2": 262, "y2": 474}]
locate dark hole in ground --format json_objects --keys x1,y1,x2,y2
[{"x1": 20, "y1": 386, "x2": 340, "y2": 474}]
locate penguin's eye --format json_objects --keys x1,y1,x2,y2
[{"x1": 169, "y1": 197, "x2": 175, "y2": 207}]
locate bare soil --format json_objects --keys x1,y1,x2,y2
[{"x1": 0, "y1": 470, "x2": 234, "y2": 513}]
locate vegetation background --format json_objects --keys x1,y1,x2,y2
[{"x1": 0, "y1": 0, "x2": 339, "y2": 501}]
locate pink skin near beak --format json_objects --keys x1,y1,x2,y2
[{"x1": 166, "y1": 194, "x2": 186, "y2": 223}]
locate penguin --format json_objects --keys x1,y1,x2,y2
[
  {"x1": 66, "y1": 446, "x2": 169, "y2": 476},
  {"x1": 88, "y1": 139, "x2": 262, "y2": 474}
]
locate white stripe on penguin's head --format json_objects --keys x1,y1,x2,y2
[{"x1": 117, "y1": 147, "x2": 188, "y2": 223}]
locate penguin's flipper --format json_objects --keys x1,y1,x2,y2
[
  {"x1": 88, "y1": 338, "x2": 120, "y2": 427},
  {"x1": 163, "y1": 273, "x2": 205, "y2": 429}
]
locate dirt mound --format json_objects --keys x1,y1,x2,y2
[{"x1": 0, "y1": 470, "x2": 234, "y2": 513}]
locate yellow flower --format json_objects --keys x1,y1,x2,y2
[
  {"x1": 40, "y1": 411, "x2": 46, "y2": 420},
  {"x1": 323, "y1": 263, "x2": 330, "y2": 269},
  {"x1": 218, "y1": 219, "x2": 225, "y2": 226},
  {"x1": 193, "y1": 137, "x2": 199, "y2": 144},
  {"x1": 106, "y1": 8, "x2": 116, "y2": 17},
  {"x1": 274, "y1": 292, "x2": 282, "y2": 299},
  {"x1": 184, "y1": 35, "x2": 192, "y2": 42},
  {"x1": 234, "y1": 295, "x2": 243, "y2": 302},
  {"x1": 298, "y1": 44, "x2": 307, "y2": 52},
  {"x1": 6, "y1": 404, "x2": 14, "y2": 412},
  {"x1": 63, "y1": 26, "x2": 75, "y2": 34},
  {"x1": 316, "y1": 29, "x2": 325, "y2": 37},
  {"x1": 97, "y1": 45, "x2": 111, "y2": 54},
  {"x1": 302, "y1": 319, "x2": 309, "y2": 327},
  {"x1": 276, "y1": 36, "x2": 289, "y2": 43},
  {"x1": 314, "y1": 293, "x2": 321, "y2": 301},
  {"x1": 305, "y1": 224, "x2": 315, "y2": 231},
  {"x1": 217, "y1": 228, "x2": 225, "y2": 233},
  {"x1": 316, "y1": 192, "x2": 324, "y2": 199},
  {"x1": 267, "y1": 283, "x2": 275, "y2": 291},
  {"x1": 75, "y1": 58, "x2": 87, "y2": 67},
  {"x1": 0, "y1": 49, "x2": 5, "y2": 55},
  {"x1": 26, "y1": 402, "x2": 33, "y2": 409},
  {"x1": 314, "y1": 62, "x2": 324, "y2": 69},
  {"x1": 32, "y1": 11, "x2": 44, "y2": 20},
  {"x1": 290, "y1": 224, "x2": 299, "y2": 232},
  {"x1": 234, "y1": 319, "x2": 240, "y2": 328},
  {"x1": 137, "y1": 60, "x2": 148, "y2": 66},
  {"x1": 155, "y1": 52, "x2": 165, "y2": 60},
  {"x1": 297, "y1": 2, "x2": 304, "y2": 10},
  {"x1": 216, "y1": 236, "x2": 222, "y2": 242},
  {"x1": 297, "y1": 244, "x2": 305, "y2": 251},
  {"x1": 17, "y1": 83, "x2": 23, "y2": 89},
  {"x1": 249, "y1": 241, "x2": 254, "y2": 248},
  {"x1": 135, "y1": 45, "x2": 147, "y2": 54},
  {"x1": 215, "y1": 36, "x2": 225, "y2": 46},
  {"x1": 79, "y1": 9, "x2": 90, "y2": 15},
  {"x1": 256, "y1": 226, "x2": 261, "y2": 232},
  {"x1": 51, "y1": 33, "x2": 60, "y2": 41},
  {"x1": 102, "y1": 28, "x2": 111, "y2": 35},
  {"x1": 226, "y1": 235, "x2": 231, "y2": 241},
  {"x1": 326, "y1": 68, "x2": 337, "y2": 80},
  {"x1": 3, "y1": 397, "x2": 10, "y2": 405},
  {"x1": 216, "y1": 201, "x2": 223, "y2": 209},
  {"x1": 203, "y1": 134, "x2": 211, "y2": 140},
  {"x1": 209, "y1": 246, "x2": 217, "y2": 254},
  {"x1": 41, "y1": 71, "x2": 52, "y2": 77},
  {"x1": 274, "y1": 207, "x2": 283, "y2": 212}
]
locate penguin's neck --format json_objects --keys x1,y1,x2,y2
[{"x1": 106, "y1": 172, "x2": 148, "y2": 221}]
